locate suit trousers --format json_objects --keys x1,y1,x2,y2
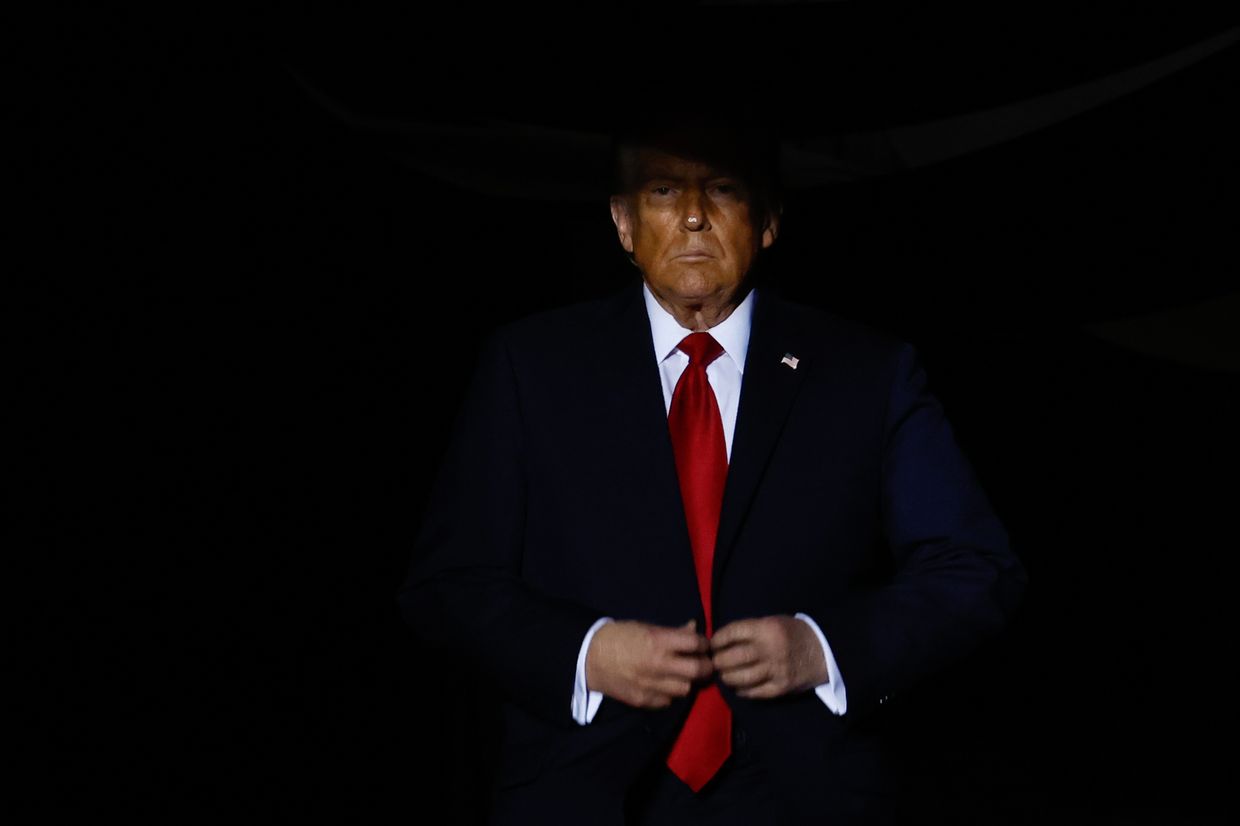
[{"x1": 625, "y1": 722, "x2": 778, "y2": 826}]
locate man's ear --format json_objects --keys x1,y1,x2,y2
[
  {"x1": 610, "y1": 195, "x2": 634, "y2": 254},
  {"x1": 760, "y1": 202, "x2": 782, "y2": 249}
]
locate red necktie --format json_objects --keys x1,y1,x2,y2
[{"x1": 664, "y1": 332, "x2": 732, "y2": 792}]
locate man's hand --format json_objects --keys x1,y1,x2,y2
[
  {"x1": 711, "y1": 616, "x2": 828, "y2": 699},
  {"x1": 585, "y1": 620, "x2": 714, "y2": 709}
]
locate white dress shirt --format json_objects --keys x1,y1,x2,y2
[{"x1": 570, "y1": 283, "x2": 848, "y2": 724}]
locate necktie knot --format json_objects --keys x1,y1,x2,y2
[{"x1": 678, "y1": 332, "x2": 724, "y2": 368}]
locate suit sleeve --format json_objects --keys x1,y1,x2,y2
[
  {"x1": 814, "y1": 341, "x2": 1027, "y2": 720},
  {"x1": 398, "y1": 330, "x2": 601, "y2": 728}
]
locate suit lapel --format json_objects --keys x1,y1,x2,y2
[
  {"x1": 713, "y1": 289, "x2": 809, "y2": 589},
  {"x1": 585, "y1": 283, "x2": 810, "y2": 621},
  {"x1": 592, "y1": 282, "x2": 702, "y2": 611},
  {"x1": 595, "y1": 282, "x2": 672, "y2": 461}
]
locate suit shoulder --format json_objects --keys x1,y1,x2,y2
[
  {"x1": 761, "y1": 289, "x2": 910, "y2": 365},
  {"x1": 486, "y1": 290, "x2": 621, "y2": 354}
]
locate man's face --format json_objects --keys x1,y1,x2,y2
[{"x1": 610, "y1": 144, "x2": 778, "y2": 313}]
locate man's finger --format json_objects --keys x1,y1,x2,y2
[
  {"x1": 639, "y1": 693, "x2": 674, "y2": 709},
  {"x1": 717, "y1": 663, "x2": 769, "y2": 689},
  {"x1": 650, "y1": 676, "x2": 694, "y2": 699},
  {"x1": 663, "y1": 652, "x2": 715, "y2": 682},
  {"x1": 662, "y1": 627, "x2": 711, "y2": 655},
  {"x1": 711, "y1": 619, "x2": 758, "y2": 650},
  {"x1": 737, "y1": 681, "x2": 780, "y2": 700},
  {"x1": 711, "y1": 642, "x2": 759, "y2": 672}
]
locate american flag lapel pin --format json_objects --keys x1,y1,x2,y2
[{"x1": 780, "y1": 353, "x2": 799, "y2": 370}]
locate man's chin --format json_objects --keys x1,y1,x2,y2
[{"x1": 658, "y1": 270, "x2": 738, "y2": 305}]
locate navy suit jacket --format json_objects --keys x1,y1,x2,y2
[{"x1": 400, "y1": 280, "x2": 1026, "y2": 824}]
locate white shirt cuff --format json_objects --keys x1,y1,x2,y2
[
  {"x1": 795, "y1": 612, "x2": 847, "y2": 716},
  {"x1": 571, "y1": 617, "x2": 613, "y2": 725}
]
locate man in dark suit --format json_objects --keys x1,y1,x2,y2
[{"x1": 399, "y1": 111, "x2": 1027, "y2": 825}]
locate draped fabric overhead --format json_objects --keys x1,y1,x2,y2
[{"x1": 270, "y1": 4, "x2": 1239, "y2": 370}]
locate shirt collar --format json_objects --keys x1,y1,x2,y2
[{"x1": 642, "y1": 281, "x2": 755, "y2": 374}]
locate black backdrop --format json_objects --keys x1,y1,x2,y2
[{"x1": 24, "y1": 6, "x2": 1238, "y2": 824}]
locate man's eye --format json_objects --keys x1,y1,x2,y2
[
  {"x1": 713, "y1": 183, "x2": 737, "y2": 195},
  {"x1": 652, "y1": 185, "x2": 672, "y2": 195}
]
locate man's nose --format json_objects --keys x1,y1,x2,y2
[{"x1": 682, "y1": 191, "x2": 710, "y2": 231}]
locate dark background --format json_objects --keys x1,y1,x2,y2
[{"x1": 25, "y1": 5, "x2": 1237, "y2": 823}]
